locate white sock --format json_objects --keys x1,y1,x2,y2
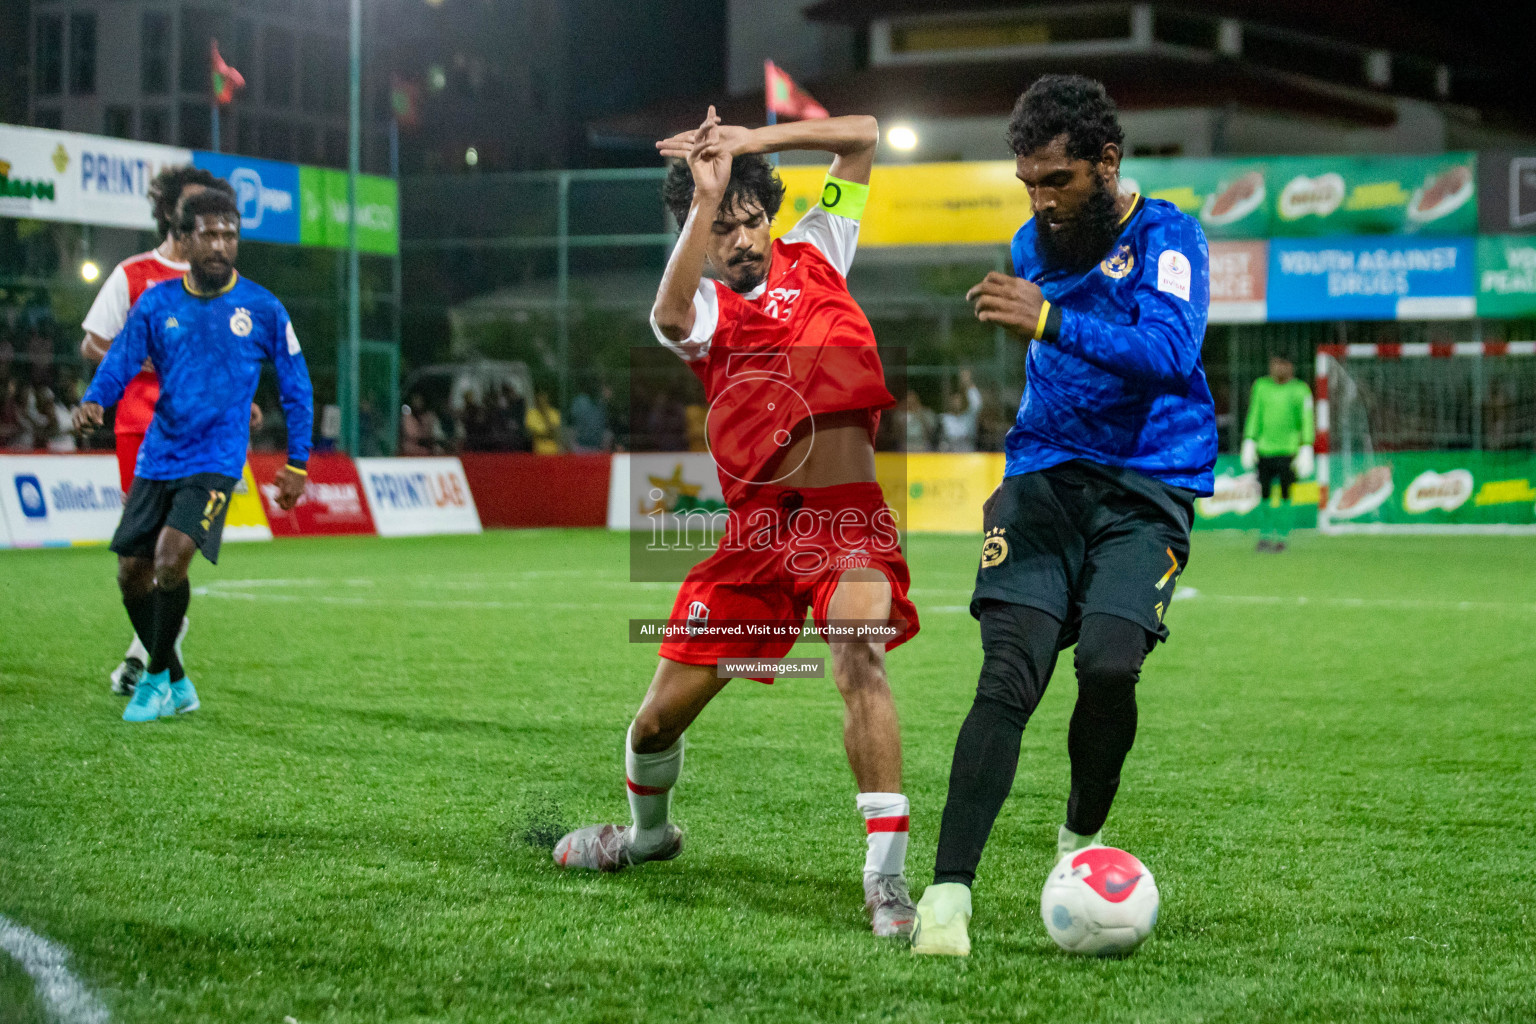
[
  {"x1": 857, "y1": 792, "x2": 910, "y2": 877},
  {"x1": 626, "y1": 724, "x2": 683, "y2": 855},
  {"x1": 125, "y1": 632, "x2": 148, "y2": 664}
]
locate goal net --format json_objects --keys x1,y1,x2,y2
[{"x1": 1317, "y1": 341, "x2": 1536, "y2": 533}]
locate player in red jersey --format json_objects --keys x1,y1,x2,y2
[
  {"x1": 80, "y1": 166, "x2": 254, "y2": 696},
  {"x1": 554, "y1": 108, "x2": 922, "y2": 938}
]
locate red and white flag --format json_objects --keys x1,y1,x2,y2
[{"x1": 765, "y1": 60, "x2": 828, "y2": 121}]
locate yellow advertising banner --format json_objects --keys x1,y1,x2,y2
[
  {"x1": 876, "y1": 452, "x2": 1005, "y2": 534},
  {"x1": 223, "y1": 462, "x2": 274, "y2": 542},
  {"x1": 774, "y1": 162, "x2": 1031, "y2": 247}
]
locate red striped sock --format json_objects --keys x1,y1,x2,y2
[
  {"x1": 857, "y1": 792, "x2": 910, "y2": 876},
  {"x1": 626, "y1": 724, "x2": 683, "y2": 854}
]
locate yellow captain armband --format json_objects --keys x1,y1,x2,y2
[
  {"x1": 284, "y1": 464, "x2": 308, "y2": 476},
  {"x1": 1033, "y1": 300, "x2": 1053, "y2": 341},
  {"x1": 819, "y1": 175, "x2": 869, "y2": 221}
]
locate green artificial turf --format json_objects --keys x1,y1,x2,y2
[{"x1": 1, "y1": 530, "x2": 1533, "y2": 1023}]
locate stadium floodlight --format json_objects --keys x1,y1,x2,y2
[
  {"x1": 465, "y1": 146, "x2": 479, "y2": 167},
  {"x1": 887, "y1": 126, "x2": 918, "y2": 151},
  {"x1": 80, "y1": 260, "x2": 100, "y2": 283}
]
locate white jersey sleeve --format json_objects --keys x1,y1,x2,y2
[
  {"x1": 649, "y1": 279, "x2": 719, "y2": 363},
  {"x1": 81, "y1": 263, "x2": 131, "y2": 339},
  {"x1": 781, "y1": 205, "x2": 860, "y2": 278}
]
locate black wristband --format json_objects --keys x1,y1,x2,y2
[{"x1": 1039, "y1": 304, "x2": 1063, "y2": 343}]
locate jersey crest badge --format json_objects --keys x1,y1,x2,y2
[
  {"x1": 980, "y1": 526, "x2": 1009, "y2": 568},
  {"x1": 1100, "y1": 245, "x2": 1134, "y2": 279},
  {"x1": 229, "y1": 308, "x2": 253, "y2": 337},
  {"x1": 165, "y1": 316, "x2": 179, "y2": 329}
]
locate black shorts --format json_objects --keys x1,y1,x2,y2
[
  {"x1": 1256, "y1": 455, "x2": 1296, "y2": 501},
  {"x1": 111, "y1": 473, "x2": 239, "y2": 565},
  {"x1": 972, "y1": 460, "x2": 1195, "y2": 646}
]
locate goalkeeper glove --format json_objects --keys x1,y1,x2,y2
[
  {"x1": 1240, "y1": 438, "x2": 1258, "y2": 470},
  {"x1": 1293, "y1": 444, "x2": 1315, "y2": 479}
]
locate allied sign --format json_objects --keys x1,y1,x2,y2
[
  {"x1": 1267, "y1": 237, "x2": 1475, "y2": 321},
  {"x1": 0, "y1": 124, "x2": 191, "y2": 229},
  {"x1": 355, "y1": 457, "x2": 481, "y2": 537},
  {"x1": 0, "y1": 455, "x2": 124, "y2": 547}
]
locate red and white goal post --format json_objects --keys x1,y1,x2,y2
[{"x1": 1315, "y1": 341, "x2": 1536, "y2": 534}]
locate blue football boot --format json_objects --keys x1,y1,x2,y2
[
  {"x1": 169, "y1": 674, "x2": 200, "y2": 714},
  {"x1": 123, "y1": 670, "x2": 171, "y2": 722}
]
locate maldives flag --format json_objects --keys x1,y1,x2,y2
[
  {"x1": 765, "y1": 60, "x2": 828, "y2": 121},
  {"x1": 210, "y1": 40, "x2": 245, "y2": 105},
  {"x1": 390, "y1": 74, "x2": 421, "y2": 128}
]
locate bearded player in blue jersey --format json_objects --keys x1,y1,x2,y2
[
  {"x1": 75, "y1": 188, "x2": 313, "y2": 723},
  {"x1": 911, "y1": 76, "x2": 1216, "y2": 955}
]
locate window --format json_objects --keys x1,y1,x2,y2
[
  {"x1": 260, "y1": 117, "x2": 293, "y2": 161},
  {"x1": 34, "y1": 108, "x2": 63, "y2": 130},
  {"x1": 237, "y1": 114, "x2": 258, "y2": 157},
  {"x1": 68, "y1": 12, "x2": 97, "y2": 95},
  {"x1": 179, "y1": 101, "x2": 211, "y2": 149},
  {"x1": 141, "y1": 11, "x2": 171, "y2": 94},
  {"x1": 141, "y1": 107, "x2": 170, "y2": 143},
  {"x1": 263, "y1": 27, "x2": 294, "y2": 107},
  {"x1": 324, "y1": 129, "x2": 347, "y2": 168},
  {"x1": 295, "y1": 122, "x2": 317, "y2": 163},
  {"x1": 105, "y1": 106, "x2": 133, "y2": 139},
  {"x1": 35, "y1": 15, "x2": 63, "y2": 96}
]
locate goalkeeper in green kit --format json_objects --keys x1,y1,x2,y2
[{"x1": 1241, "y1": 355, "x2": 1314, "y2": 552}]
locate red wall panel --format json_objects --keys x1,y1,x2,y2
[{"x1": 458, "y1": 453, "x2": 611, "y2": 528}]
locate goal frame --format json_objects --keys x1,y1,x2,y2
[{"x1": 1316, "y1": 341, "x2": 1536, "y2": 535}]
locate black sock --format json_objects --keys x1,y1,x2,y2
[
  {"x1": 147, "y1": 581, "x2": 191, "y2": 678},
  {"x1": 1064, "y1": 614, "x2": 1152, "y2": 837},
  {"x1": 932, "y1": 603, "x2": 1062, "y2": 887},
  {"x1": 122, "y1": 592, "x2": 155, "y2": 664}
]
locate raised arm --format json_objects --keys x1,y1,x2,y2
[
  {"x1": 657, "y1": 114, "x2": 879, "y2": 186},
  {"x1": 652, "y1": 108, "x2": 731, "y2": 344}
]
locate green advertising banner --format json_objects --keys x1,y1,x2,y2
[
  {"x1": 1194, "y1": 455, "x2": 1320, "y2": 531},
  {"x1": 1194, "y1": 451, "x2": 1536, "y2": 531},
  {"x1": 1476, "y1": 235, "x2": 1536, "y2": 317},
  {"x1": 1268, "y1": 153, "x2": 1477, "y2": 237},
  {"x1": 1324, "y1": 451, "x2": 1536, "y2": 529},
  {"x1": 1120, "y1": 158, "x2": 1272, "y2": 240},
  {"x1": 1121, "y1": 153, "x2": 1478, "y2": 241},
  {"x1": 299, "y1": 166, "x2": 399, "y2": 255}
]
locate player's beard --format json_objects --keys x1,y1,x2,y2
[
  {"x1": 1036, "y1": 176, "x2": 1122, "y2": 275},
  {"x1": 726, "y1": 250, "x2": 767, "y2": 294}
]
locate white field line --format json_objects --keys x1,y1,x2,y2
[
  {"x1": 0, "y1": 916, "x2": 109, "y2": 1024},
  {"x1": 913, "y1": 586, "x2": 1536, "y2": 615},
  {"x1": 195, "y1": 580, "x2": 1536, "y2": 616}
]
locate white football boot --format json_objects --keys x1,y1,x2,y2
[
  {"x1": 864, "y1": 873, "x2": 917, "y2": 937},
  {"x1": 552, "y1": 823, "x2": 682, "y2": 872},
  {"x1": 910, "y1": 882, "x2": 972, "y2": 956}
]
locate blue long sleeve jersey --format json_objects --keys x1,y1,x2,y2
[
  {"x1": 83, "y1": 272, "x2": 313, "y2": 480},
  {"x1": 1006, "y1": 195, "x2": 1218, "y2": 495}
]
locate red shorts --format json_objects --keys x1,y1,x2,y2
[
  {"x1": 115, "y1": 432, "x2": 145, "y2": 494},
  {"x1": 658, "y1": 481, "x2": 920, "y2": 682}
]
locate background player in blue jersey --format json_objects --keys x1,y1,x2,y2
[
  {"x1": 911, "y1": 75, "x2": 1217, "y2": 955},
  {"x1": 74, "y1": 189, "x2": 313, "y2": 723}
]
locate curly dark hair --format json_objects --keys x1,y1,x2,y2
[
  {"x1": 663, "y1": 153, "x2": 785, "y2": 226},
  {"x1": 1006, "y1": 74, "x2": 1125, "y2": 162},
  {"x1": 175, "y1": 187, "x2": 241, "y2": 236},
  {"x1": 147, "y1": 165, "x2": 235, "y2": 238}
]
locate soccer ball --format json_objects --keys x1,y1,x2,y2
[{"x1": 1040, "y1": 846, "x2": 1159, "y2": 956}]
